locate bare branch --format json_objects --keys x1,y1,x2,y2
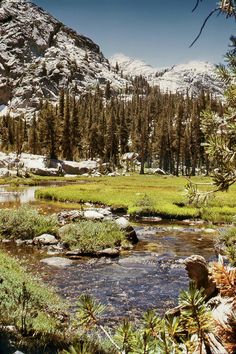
[
  {"x1": 192, "y1": 0, "x2": 202, "y2": 13},
  {"x1": 189, "y1": 8, "x2": 221, "y2": 47}
]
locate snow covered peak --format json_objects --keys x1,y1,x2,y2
[
  {"x1": 110, "y1": 54, "x2": 223, "y2": 97},
  {"x1": 110, "y1": 53, "x2": 161, "y2": 79}
]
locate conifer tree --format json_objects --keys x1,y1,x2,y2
[{"x1": 62, "y1": 92, "x2": 73, "y2": 160}]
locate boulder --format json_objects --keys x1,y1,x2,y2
[
  {"x1": 30, "y1": 167, "x2": 60, "y2": 176},
  {"x1": 115, "y1": 217, "x2": 138, "y2": 244},
  {"x1": 96, "y1": 248, "x2": 120, "y2": 257},
  {"x1": 184, "y1": 255, "x2": 216, "y2": 299},
  {"x1": 57, "y1": 210, "x2": 82, "y2": 224},
  {"x1": 153, "y1": 168, "x2": 166, "y2": 175},
  {"x1": 84, "y1": 210, "x2": 104, "y2": 220},
  {"x1": 115, "y1": 217, "x2": 130, "y2": 229},
  {"x1": 61, "y1": 160, "x2": 98, "y2": 175},
  {"x1": 0, "y1": 168, "x2": 10, "y2": 177},
  {"x1": 40, "y1": 257, "x2": 74, "y2": 267},
  {"x1": 107, "y1": 172, "x2": 120, "y2": 177},
  {"x1": 33, "y1": 234, "x2": 58, "y2": 245}
]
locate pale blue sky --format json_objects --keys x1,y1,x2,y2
[{"x1": 33, "y1": 0, "x2": 235, "y2": 68}]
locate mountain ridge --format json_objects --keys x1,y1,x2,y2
[
  {"x1": 0, "y1": 0, "x2": 126, "y2": 117},
  {"x1": 109, "y1": 53, "x2": 224, "y2": 97},
  {"x1": 0, "y1": 0, "x2": 224, "y2": 118}
]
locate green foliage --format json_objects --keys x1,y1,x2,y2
[
  {"x1": 179, "y1": 282, "x2": 213, "y2": 353},
  {"x1": 200, "y1": 35, "x2": 236, "y2": 194},
  {"x1": 0, "y1": 205, "x2": 58, "y2": 240},
  {"x1": 0, "y1": 249, "x2": 69, "y2": 350},
  {"x1": 73, "y1": 282, "x2": 216, "y2": 354},
  {"x1": 219, "y1": 226, "x2": 236, "y2": 266},
  {"x1": 76, "y1": 294, "x2": 106, "y2": 329},
  {"x1": 135, "y1": 194, "x2": 155, "y2": 213},
  {"x1": 58, "y1": 220, "x2": 125, "y2": 253}
]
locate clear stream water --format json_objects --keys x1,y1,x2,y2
[{"x1": 0, "y1": 185, "x2": 217, "y2": 323}]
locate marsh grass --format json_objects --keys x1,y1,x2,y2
[
  {"x1": 36, "y1": 175, "x2": 236, "y2": 222},
  {"x1": 58, "y1": 220, "x2": 125, "y2": 253},
  {"x1": 0, "y1": 205, "x2": 58, "y2": 239}
]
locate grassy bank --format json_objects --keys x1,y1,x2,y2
[
  {"x1": 0, "y1": 175, "x2": 81, "y2": 186},
  {"x1": 36, "y1": 175, "x2": 236, "y2": 222},
  {"x1": 0, "y1": 249, "x2": 70, "y2": 352}
]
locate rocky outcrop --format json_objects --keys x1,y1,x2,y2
[
  {"x1": 0, "y1": 0, "x2": 126, "y2": 117},
  {"x1": 61, "y1": 160, "x2": 98, "y2": 175},
  {"x1": 0, "y1": 152, "x2": 101, "y2": 176},
  {"x1": 184, "y1": 254, "x2": 217, "y2": 299}
]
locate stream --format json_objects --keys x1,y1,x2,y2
[{"x1": 0, "y1": 185, "x2": 218, "y2": 323}]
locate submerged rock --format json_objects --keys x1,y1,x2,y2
[{"x1": 40, "y1": 257, "x2": 74, "y2": 267}]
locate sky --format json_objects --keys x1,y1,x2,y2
[{"x1": 33, "y1": 0, "x2": 235, "y2": 68}]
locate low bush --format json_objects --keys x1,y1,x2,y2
[
  {"x1": 0, "y1": 205, "x2": 58, "y2": 240},
  {"x1": 58, "y1": 220, "x2": 125, "y2": 253}
]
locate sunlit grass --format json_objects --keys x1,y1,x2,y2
[{"x1": 36, "y1": 175, "x2": 236, "y2": 222}]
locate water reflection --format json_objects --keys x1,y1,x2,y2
[{"x1": 0, "y1": 186, "x2": 38, "y2": 205}]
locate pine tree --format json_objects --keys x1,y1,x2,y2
[{"x1": 62, "y1": 92, "x2": 73, "y2": 160}]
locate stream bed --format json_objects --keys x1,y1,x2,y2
[{"x1": 0, "y1": 185, "x2": 218, "y2": 324}]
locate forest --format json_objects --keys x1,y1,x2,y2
[{"x1": 0, "y1": 79, "x2": 223, "y2": 176}]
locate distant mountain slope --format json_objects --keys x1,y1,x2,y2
[
  {"x1": 0, "y1": 0, "x2": 126, "y2": 116},
  {"x1": 110, "y1": 54, "x2": 224, "y2": 97}
]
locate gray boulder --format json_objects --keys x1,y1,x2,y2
[
  {"x1": 33, "y1": 234, "x2": 58, "y2": 245},
  {"x1": 0, "y1": 168, "x2": 10, "y2": 177},
  {"x1": 30, "y1": 167, "x2": 61, "y2": 176},
  {"x1": 61, "y1": 160, "x2": 98, "y2": 175},
  {"x1": 84, "y1": 210, "x2": 104, "y2": 220},
  {"x1": 115, "y1": 217, "x2": 130, "y2": 229},
  {"x1": 115, "y1": 217, "x2": 138, "y2": 244},
  {"x1": 153, "y1": 168, "x2": 166, "y2": 175}
]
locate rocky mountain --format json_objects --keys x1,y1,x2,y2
[
  {"x1": 0, "y1": 0, "x2": 126, "y2": 117},
  {"x1": 110, "y1": 53, "x2": 224, "y2": 97},
  {"x1": 0, "y1": 1, "x2": 224, "y2": 118}
]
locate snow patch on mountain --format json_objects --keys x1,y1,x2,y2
[{"x1": 110, "y1": 54, "x2": 224, "y2": 97}]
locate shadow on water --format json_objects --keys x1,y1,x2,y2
[{"x1": 0, "y1": 184, "x2": 218, "y2": 323}]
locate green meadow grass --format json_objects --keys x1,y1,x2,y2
[{"x1": 36, "y1": 175, "x2": 236, "y2": 222}]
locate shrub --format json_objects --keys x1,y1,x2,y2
[
  {"x1": 0, "y1": 205, "x2": 58, "y2": 240},
  {"x1": 58, "y1": 220, "x2": 125, "y2": 253}
]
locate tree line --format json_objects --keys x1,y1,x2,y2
[{"x1": 0, "y1": 77, "x2": 223, "y2": 175}]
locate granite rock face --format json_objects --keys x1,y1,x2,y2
[{"x1": 0, "y1": 0, "x2": 126, "y2": 117}]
